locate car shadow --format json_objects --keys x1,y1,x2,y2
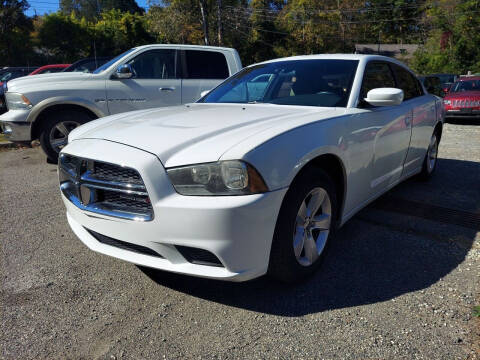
[
  {"x1": 445, "y1": 118, "x2": 480, "y2": 125},
  {"x1": 139, "y1": 158, "x2": 479, "y2": 316}
]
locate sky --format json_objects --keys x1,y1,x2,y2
[{"x1": 25, "y1": 0, "x2": 150, "y2": 17}]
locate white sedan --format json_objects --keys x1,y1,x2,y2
[{"x1": 58, "y1": 54, "x2": 444, "y2": 282}]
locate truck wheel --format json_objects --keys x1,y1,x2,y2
[
  {"x1": 39, "y1": 110, "x2": 92, "y2": 163},
  {"x1": 418, "y1": 130, "x2": 439, "y2": 181},
  {"x1": 268, "y1": 168, "x2": 337, "y2": 283}
]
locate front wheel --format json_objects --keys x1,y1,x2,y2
[
  {"x1": 268, "y1": 168, "x2": 338, "y2": 283},
  {"x1": 39, "y1": 110, "x2": 92, "y2": 163}
]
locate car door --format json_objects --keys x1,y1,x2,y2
[
  {"x1": 179, "y1": 49, "x2": 230, "y2": 103},
  {"x1": 392, "y1": 64, "x2": 436, "y2": 177},
  {"x1": 357, "y1": 61, "x2": 413, "y2": 195},
  {"x1": 106, "y1": 49, "x2": 181, "y2": 115}
]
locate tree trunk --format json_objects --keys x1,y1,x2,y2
[
  {"x1": 217, "y1": 0, "x2": 223, "y2": 45},
  {"x1": 199, "y1": 0, "x2": 209, "y2": 45}
]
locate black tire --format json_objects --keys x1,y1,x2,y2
[
  {"x1": 39, "y1": 110, "x2": 92, "y2": 163},
  {"x1": 268, "y1": 167, "x2": 338, "y2": 283},
  {"x1": 418, "y1": 129, "x2": 440, "y2": 181}
]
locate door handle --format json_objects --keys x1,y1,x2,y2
[{"x1": 159, "y1": 87, "x2": 175, "y2": 92}]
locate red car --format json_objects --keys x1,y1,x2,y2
[
  {"x1": 443, "y1": 76, "x2": 480, "y2": 119},
  {"x1": 28, "y1": 64, "x2": 70, "y2": 75}
]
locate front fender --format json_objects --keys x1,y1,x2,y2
[{"x1": 27, "y1": 97, "x2": 107, "y2": 124}]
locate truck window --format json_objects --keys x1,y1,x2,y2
[
  {"x1": 183, "y1": 50, "x2": 229, "y2": 80},
  {"x1": 127, "y1": 50, "x2": 177, "y2": 79}
]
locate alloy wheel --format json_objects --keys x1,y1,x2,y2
[
  {"x1": 49, "y1": 121, "x2": 81, "y2": 153},
  {"x1": 293, "y1": 187, "x2": 332, "y2": 267},
  {"x1": 427, "y1": 133, "x2": 438, "y2": 173}
]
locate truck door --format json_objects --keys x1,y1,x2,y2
[
  {"x1": 106, "y1": 49, "x2": 181, "y2": 114},
  {"x1": 179, "y1": 49, "x2": 231, "y2": 103}
]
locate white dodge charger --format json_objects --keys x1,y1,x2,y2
[{"x1": 59, "y1": 54, "x2": 444, "y2": 282}]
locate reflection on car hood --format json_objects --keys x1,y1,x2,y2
[
  {"x1": 6, "y1": 72, "x2": 94, "y2": 93},
  {"x1": 69, "y1": 103, "x2": 342, "y2": 167}
]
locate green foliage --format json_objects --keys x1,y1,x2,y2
[
  {"x1": 412, "y1": 0, "x2": 480, "y2": 74},
  {"x1": 0, "y1": 0, "x2": 34, "y2": 65},
  {"x1": 60, "y1": 0, "x2": 144, "y2": 21}
]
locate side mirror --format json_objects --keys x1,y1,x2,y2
[
  {"x1": 114, "y1": 64, "x2": 134, "y2": 79},
  {"x1": 200, "y1": 90, "x2": 211, "y2": 98},
  {"x1": 364, "y1": 88, "x2": 404, "y2": 107}
]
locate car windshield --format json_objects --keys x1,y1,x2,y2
[
  {"x1": 200, "y1": 59, "x2": 359, "y2": 107},
  {"x1": 93, "y1": 48, "x2": 136, "y2": 74},
  {"x1": 450, "y1": 79, "x2": 480, "y2": 93}
]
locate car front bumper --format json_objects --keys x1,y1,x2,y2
[
  {"x1": 445, "y1": 109, "x2": 480, "y2": 119},
  {"x1": 0, "y1": 109, "x2": 31, "y2": 141},
  {"x1": 61, "y1": 138, "x2": 288, "y2": 282}
]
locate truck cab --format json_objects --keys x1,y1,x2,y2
[{"x1": 0, "y1": 44, "x2": 242, "y2": 161}]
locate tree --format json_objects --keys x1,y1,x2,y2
[
  {"x1": 60, "y1": 0, "x2": 144, "y2": 21},
  {"x1": 0, "y1": 0, "x2": 34, "y2": 65},
  {"x1": 36, "y1": 12, "x2": 90, "y2": 62}
]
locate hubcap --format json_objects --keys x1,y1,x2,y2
[
  {"x1": 293, "y1": 187, "x2": 332, "y2": 267},
  {"x1": 427, "y1": 134, "x2": 438, "y2": 173},
  {"x1": 49, "y1": 121, "x2": 81, "y2": 153}
]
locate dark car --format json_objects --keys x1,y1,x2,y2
[
  {"x1": 63, "y1": 57, "x2": 113, "y2": 73},
  {"x1": 419, "y1": 75, "x2": 444, "y2": 97}
]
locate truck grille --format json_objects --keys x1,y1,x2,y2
[{"x1": 59, "y1": 154, "x2": 153, "y2": 221}]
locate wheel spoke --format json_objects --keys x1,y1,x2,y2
[
  {"x1": 304, "y1": 230, "x2": 319, "y2": 264},
  {"x1": 293, "y1": 226, "x2": 305, "y2": 259},
  {"x1": 297, "y1": 201, "x2": 308, "y2": 222},
  {"x1": 56, "y1": 123, "x2": 71, "y2": 136},
  {"x1": 307, "y1": 189, "x2": 325, "y2": 216},
  {"x1": 50, "y1": 137, "x2": 68, "y2": 148},
  {"x1": 310, "y1": 213, "x2": 330, "y2": 230}
]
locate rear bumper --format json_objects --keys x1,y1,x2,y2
[
  {"x1": 61, "y1": 139, "x2": 287, "y2": 282},
  {"x1": 0, "y1": 110, "x2": 31, "y2": 141}
]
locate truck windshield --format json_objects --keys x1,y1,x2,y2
[
  {"x1": 200, "y1": 59, "x2": 359, "y2": 107},
  {"x1": 93, "y1": 48, "x2": 136, "y2": 74}
]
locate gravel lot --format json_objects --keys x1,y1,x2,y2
[{"x1": 1, "y1": 122, "x2": 479, "y2": 359}]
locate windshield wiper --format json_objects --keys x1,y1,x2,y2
[{"x1": 247, "y1": 101, "x2": 264, "y2": 104}]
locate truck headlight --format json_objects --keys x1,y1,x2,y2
[
  {"x1": 5, "y1": 92, "x2": 33, "y2": 110},
  {"x1": 166, "y1": 160, "x2": 268, "y2": 196}
]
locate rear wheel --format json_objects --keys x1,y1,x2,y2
[
  {"x1": 418, "y1": 130, "x2": 439, "y2": 180},
  {"x1": 268, "y1": 168, "x2": 337, "y2": 283},
  {"x1": 39, "y1": 110, "x2": 92, "y2": 162}
]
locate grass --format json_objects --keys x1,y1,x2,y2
[
  {"x1": 0, "y1": 133, "x2": 7, "y2": 143},
  {"x1": 474, "y1": 305, "x2": 480, "y2": 318}
]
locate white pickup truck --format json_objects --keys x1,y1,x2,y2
[{"x1": 0, "y1": 44, "x2": 242, "y2": 161}]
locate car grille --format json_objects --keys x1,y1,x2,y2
[
  {"x1": 452, "y1": 99, "x2": 480, "y2": 107},
  {"x1": 59, "y1": 154, "x2": 153, "y2": 221}
]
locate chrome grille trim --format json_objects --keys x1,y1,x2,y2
[{"x1": 59, "y1": 154, "x2": 153, "y2": 221}]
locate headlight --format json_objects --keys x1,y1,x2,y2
[
  {"x1": 166, "y1": 160, "x2": 268, "y2": 196},
  {"x1": 443, "y1": 99, "x2": 451, "y2": 105},
  {"x1": 5, "y1": 92, "x2": 33, "y2": 110}
]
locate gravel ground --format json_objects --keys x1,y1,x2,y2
[{"x1": 1, "y1": 122, "x2": 479, "y2": 359}]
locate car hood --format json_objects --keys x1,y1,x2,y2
[
  {"x1": 69, "y1": 103, "x2": 342, "y2": 167},
  {"x1": 6, "y1": 72, "x2": 94, "y2": 93},
  {"x1": 445, "y1": 90, "x2": 480, "y2": 99}
]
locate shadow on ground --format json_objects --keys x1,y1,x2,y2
[{"x1": 140, "y1": 158, "x2": 479, "y2": 316}]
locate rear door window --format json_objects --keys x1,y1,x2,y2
[{"x1": 182, "y1": 50, "x2": 229, "y2": 79}]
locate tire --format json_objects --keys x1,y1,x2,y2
[
  {"x1": 39, "y1": 110, "x2": 92, "y2": 163},
  {"x1": 418, "y1": 129, "x2": 440, "y2": 181},
  {"x1": 268, "y1": 167, "x2": 338, "y2": 283}
]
